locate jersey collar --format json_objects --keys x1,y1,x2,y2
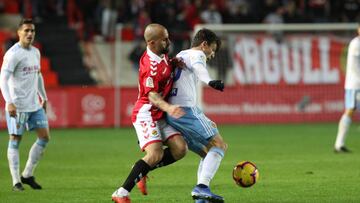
[{"x1": 147, "y1": 47, "x2": 167, "y2": 64}]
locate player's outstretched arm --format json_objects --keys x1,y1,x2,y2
[{"x1": 148, "y1": 91, "x2": 184, "y2": 118}]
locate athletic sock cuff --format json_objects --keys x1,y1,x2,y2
[
  {"x1": 209, "y1": 147, "x2": 225, "y2": 157},
  {"x1": 36, "y1": 138, "x2": 49, "y2": 147},
  {"x1": 8, "y1": 140, "x2": 20, "y2": 149},
  {"x1": 137, "y1": 159, "x2": 151, "y2": 171}
]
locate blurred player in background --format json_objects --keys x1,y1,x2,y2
[
  {"x1": 0, "y1": 18, "x2": 50, "y2": 191},
  {"x1": 334, "y1": 23, "x2": 360, "y2": 153},
  {"x1": 166, "y1": 28, "x2": 227, "y2": 203},
  {"x1": 111, "y1": 23, "x2": 187, "y2": 203}
]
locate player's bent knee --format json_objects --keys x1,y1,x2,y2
[
  {"x1": 166, "y1": 135, "x2": 188, "y2": 160},
  {"x1": 144, "y1": 150, "x2": 164, "y2": 167},
  {"x1": 10, "y1": 134, "x2": 22, "y2": 141},
  {"x1": 37, "y1": 128, "x2": 50, "y2": 141},
  {"x1": 345, "y1": 109, "x2": 355, "y2": 117},
  {"x1": 209, "y1": 136, "x2": 227, "y2": 152},
  {"x1": 222, "y1": 142, "x2": 228, "y2": 152},
  {"x1": 172, "y1": 144, "x2": 188, "y2": 160}
]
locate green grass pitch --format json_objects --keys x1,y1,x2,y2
[{"x1": 1, "y1": 123, "x2": 360, "y2": 203}]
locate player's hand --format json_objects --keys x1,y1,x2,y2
[
  {"x1": 42, "y1": 100, "x2": 48, "y2": 113},
  {"x1": 7, "y1": 103, "x2": 17, "y2": 117},
  {"x1": 167, "y1": 104, "x2": 185, "y2": 119},
  {"x1": 170, "y1": 57, "x2": 185, "y2": 69},
  {"x1": 208, "y1": 80, "x2": 224, "y2": 92}
]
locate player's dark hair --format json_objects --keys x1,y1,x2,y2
[
  {"x1": 191, "y1": 28, "x2": 221, "y2": 52},
  {"x1": 18, "y1": 18, "x2": 34, "y2": 28}
]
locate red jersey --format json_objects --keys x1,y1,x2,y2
[{"x1": 131, "y1": 48, "x2": 174, "y2": 123}]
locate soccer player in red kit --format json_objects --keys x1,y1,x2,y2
[{"x1": 111, "y1": 24, "x2": 187, "y2": 203}]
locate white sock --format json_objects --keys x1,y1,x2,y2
[
  {"x1": 8, "y1": 147, "x2": 20, "y2": 186},
  {"x1": 112, "y1": 187, "x2": 129, "y2": 197},
  {"x1": 197, "y1": 158, "x2": 204, "y2": 185},
  {"x1": 335, "y1": 114, "x2": 352, "y2": 149},
  {"x1": 22, "y1": 141, "x2": 46, "y2": 178},
  {"x1": 198, "y1": 147, "x2": 224, "y2": 186}
]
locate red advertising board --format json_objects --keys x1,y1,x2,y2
[
  {"x1": 0, "y1": 87, "x2": 127, "y2": 128},
  {"x1": 0, "y1": 35, "x2": 350, "y2": 128}
]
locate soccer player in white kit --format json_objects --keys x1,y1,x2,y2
[
  {"x1": 335, "y1": 23, "x2": 360, "y2": 153},
  {"x1": 166, "y1": 29, "x2": 227, "y2": 203},
  {"x1": 0, "y1": 19, "x2": 50, "y2": 191}
]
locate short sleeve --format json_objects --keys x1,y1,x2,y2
[{"x1": 142, "y1": 65, "x2": 159, "y2": 96}]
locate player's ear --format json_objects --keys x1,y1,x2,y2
[
  {"x1": 148, "y1": 40, "x2": 155, "y2": 46},
  {"x1": 201, "y1": 41, "x2": 208, "y2": 47}
]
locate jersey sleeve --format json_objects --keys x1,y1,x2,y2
[
  {"x1": 142, "y1": 63, "x2": 160, "y2": 96},
  {"x1": 190, "y1": 51, "x2": 212, "y2": 84},
  {"x1": 1, "y1": 51, "x2": 18, "y2": 73},
  {"x1": 349, "y1": 39, "x2": 360, "y2": 57},
  {"x1": 36, "y1": 48, "x2": 41, "y2": 71}
]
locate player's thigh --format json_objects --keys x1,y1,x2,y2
[
  {"x1": 166, "y1": 107, "x2": 217, "y2": 153},
  {"x1": 160, "y1": 120, "x2": 187, "y2": 159},
  {"x1": 5, "y1": 111, "x2": 27, "y2": 136},
  {"x1": 28, "y1": 109, "x2": 50, "y2": 140},
  {"x1": 28, "y1": 108, "x2": 49, "y2": 129},
  {"x1": 159, "y1": 119, "x2": 185, "y2": 147},
  {"x1": 133, "y1": 120, "x2": 163, "y2": 151},
  {"x1": 181, "y1": 107, "x2": 218, "y2": 145},
  {"x1": 344, "y1": 89, "x2": 360, "y2": 110}
]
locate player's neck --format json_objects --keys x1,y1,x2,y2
[
  {"x1": 19, "y1": 41, "x2": 31, "y2": 49},
  {"x1": 191, "y1": 47, "x2": 203, "y2": 52}
]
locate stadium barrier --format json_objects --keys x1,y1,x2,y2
[
  {"x1": 0, "y1": 24, "x2": 357, "y2": 128},
  {"x1": 0, "y1": 84, "x2": 345, "y2": 129}
]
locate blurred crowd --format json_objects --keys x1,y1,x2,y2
[{"x1": 1, "y1": 0, "x2": 360, "y2": 41}]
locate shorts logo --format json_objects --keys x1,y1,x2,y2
[
  {"x1": 211, "y1": 121, "x2": 217, "y2": 128},
  {"x1": 151, "y1": 130, "x2": 158, "y2": 137}
]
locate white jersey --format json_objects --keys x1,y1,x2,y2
[
  {"x1": 1, "y1": 43, "x2": 42, "y2": 112},
  {"x1": 169, "y1": 49, "x2": 210, "y2": 107},
  {"x1": 345, "y1": 36, "x2": 360, "y2": 89}
]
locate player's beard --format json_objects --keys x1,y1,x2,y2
[{"x1": 161, "y1": 44, "x2": 170, "y2": 54}]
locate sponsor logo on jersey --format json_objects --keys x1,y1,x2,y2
[
  {"x1": 146, "y1": 77, "x2": 154, "y2": 88},
  {"x1": 170, "y1": 88, "x2": 178, "y2": 96}
]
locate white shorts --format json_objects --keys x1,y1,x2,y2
[{"x1": 133, "y1": 119, "x2": 180, "y2": 151}]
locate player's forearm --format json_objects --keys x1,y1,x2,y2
[
  {"x1": 38, "y1": 73, "x2": 48, "y2": 101},
  {"x1": 0, "y1": 70, "x2": 13, "y2": 104},
  {"x1": 148, "y1": 91, "x2": 171, "y2": 112}
]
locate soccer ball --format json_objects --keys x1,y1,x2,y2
[{"x1": 232, "y1": 161, "x2": 259, "y2": 187}]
